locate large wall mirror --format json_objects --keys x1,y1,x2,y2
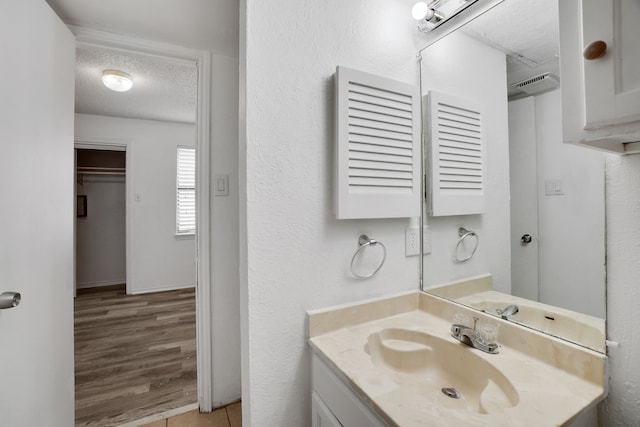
[{"x1": 418, "y1": 0, "x2": 606, "y2": 353}]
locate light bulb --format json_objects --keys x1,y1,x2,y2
[
  {"x1": 102, "y1": 70, "x2": 133, "y2": 92},
  {"x1": 412, "y1": 2, "x2": 430, "y2": 20}
]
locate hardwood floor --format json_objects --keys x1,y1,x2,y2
[{"x1": 74, "y1": 285, "x2": 197, "y2": 427}]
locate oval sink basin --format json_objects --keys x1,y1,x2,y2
[
  {"x1": 365, "y1": 328, "x2": 519, "y2": 414},
  {"x1": 470, "y1": 300, "x2": 604, "y2": 351}
]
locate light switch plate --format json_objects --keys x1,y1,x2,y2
[
  {"x1": 214, "y1": 174, "x2": 229, "y2": 196},
  {"x1": 544, "y1": 179, "x2": 564, "y2": 196}
]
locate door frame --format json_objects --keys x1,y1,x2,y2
[{"x1": 71, "y1": 26, "x2": 214, "y2": 412}]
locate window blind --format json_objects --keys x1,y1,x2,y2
[{"x1": 176, "y1": 147, "x2": 196, "y2": 234}]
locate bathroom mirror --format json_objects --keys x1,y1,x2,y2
[{"x1": 418, "y1": 0, "x2": 607, "y2": 353}]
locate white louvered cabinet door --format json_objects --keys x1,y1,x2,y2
[
  {"x1": 335, "y1": 66, "x2": 421, "y2": 219},
  {"x1": 427, "y1": 90, "x2": 484, "y2": 216}
]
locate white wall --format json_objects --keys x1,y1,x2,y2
[
  {"x1": 420, "y1": 32, "x2": 512, "y2": 293},
  {"x1": 76, "y1": 176, "x2": 126, "y2": 287},
  {"x1": 533, "y1": 90, "x2": 605, "y2": 318},
  {"x1": 75, "y1": 113, "x2": 196, "y2": 294},
  {"x1": 599, "y1": 154, "x2": 640, "y2": 426},
  {"x1": 240, "y1": 0, "x2": 421, "y2": 424}
]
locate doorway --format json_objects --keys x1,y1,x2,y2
[
  {"x1": 71, "y1": 28, "x2": 213, "y2": 425},
  {"x1": 73, "y1": 141, "x2": 198, "y2": 425}
]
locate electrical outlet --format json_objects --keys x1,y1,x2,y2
[
  {"x1": 423, "y1": 226, "x2": 432, "y2": 255},
  {"x1": 405, "y1": 227, "x2": 420, "y2": 256},
  {"x1": 406, "y1": 226, "x2": 432, "y2": 256}
]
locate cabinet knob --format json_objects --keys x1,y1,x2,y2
[{"x1": 583, "y1": 41, "x2": 607, "y2": 60}]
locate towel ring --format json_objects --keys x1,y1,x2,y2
[
  {"x1": 455, "y1": 227, "x2": 479, "y2": 262},
  {"x1": 350, "y1": 234, "x2": 387, "y2": 279}
]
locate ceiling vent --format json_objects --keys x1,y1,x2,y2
[{"x1": 512, "y1": 73, "x2": 559, "y2": 96}]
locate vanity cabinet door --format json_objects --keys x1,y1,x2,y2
[
  {"x1": 312, "y1": 354, "x2": 389, "y2": 427},
  {"x1": 312, "y1": 392, "x2": 343, "y2": 427},
  {"x1": 559, "y1": 0, "x2": 640, "y2": 154},
  {"x1": 581, "y1": 0, "x2": 640, "y2": 129}
]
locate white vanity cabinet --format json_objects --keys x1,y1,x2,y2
[
  {"x1": 311, "y1": 392, "x2": 343, "y2": 427},
  {"x1": 559, "y1": 0, "x2": 640, "y2": 154},
  {"x1": 311, "y1": 354, "x2": 389, "y2": 427}
]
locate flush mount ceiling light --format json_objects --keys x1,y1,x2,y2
[
  {"x1": 102, "y1": 69, "x2": 133, "y2": 92},
  {"x1": 412, "y1": 0, "x2": 477, "y2": 32}
]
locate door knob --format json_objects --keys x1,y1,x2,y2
[
  {"x1": 520, "y1": 234, "x2": 533, "y2": 245},
  {"x1": 583, "y1": 40, "x2": 607, "y2": 60},
  {"x1": 0, "y1": 292, "x2": 21, "y2": 309}
]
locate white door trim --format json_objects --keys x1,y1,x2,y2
[{"x1": 71, "y1": 26, "x2": 214, "y2": 412}]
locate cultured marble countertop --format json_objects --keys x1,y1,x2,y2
[{"x1": 308, "y1": 291, "x2": 607, "y2": 427}]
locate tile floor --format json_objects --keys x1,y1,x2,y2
[{"x1": 141, "y1": 403, "x2": 241, "y2": 427}]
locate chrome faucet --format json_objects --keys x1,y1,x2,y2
[
  {"x1": 496, "y1": 304, "x2": 519, "y2": 320},
  {"x1": 451, "y1": 316, "x2": 499, "y2": 354}
]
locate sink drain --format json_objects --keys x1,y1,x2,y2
[{"x1": 441, "y1": 387, "x2": 461, "y2": 399}]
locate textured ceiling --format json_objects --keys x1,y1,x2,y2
[
  {"x1": 462, "y1": 0, "x2": 559, "y2": 95},
  {"x1": 46, "y1": 0, "x2": 239, "y2": 58},
  {"x1": 46, "y1": 0, "x2": 236, "y2": 124},
  {"x1": 75, "y1": 46, "x2": 197, "y2": 124}
]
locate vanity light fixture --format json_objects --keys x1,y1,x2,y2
[
  {"x1": 412, "y1": 0, "x2": 477, "y2": 33},
  {"x1": 102, "y1": 69, "x2": 133, "y2": 92},
  {"x1": 412, "y1": 2, "x2": 443, "y2": 25}
]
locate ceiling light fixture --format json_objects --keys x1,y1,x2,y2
[{"x1": 102, "y1": 69, "x2": 133, "y2": 92}]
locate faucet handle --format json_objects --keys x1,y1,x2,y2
[{"x1": 472, "y1": 316, "x2": 479, "y2": 330}]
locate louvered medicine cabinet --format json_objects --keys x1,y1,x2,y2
[
  {"x1": 334, "y1": 66, "x2": 421, "y2": 219},
  {"x1": 335, "y1": 66, "x2": 483, "y2": 219}
]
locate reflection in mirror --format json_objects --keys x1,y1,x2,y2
[
  {"x1": 418, "y1": 0, "x2": 606, "y2": 353},
  {"x1": 412, "y1": 0, "x2": 506, "y2": 49}
]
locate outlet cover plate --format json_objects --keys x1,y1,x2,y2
[
  {"x1": 405, "y1": 227, "x2": 420, "y2": 256},
  {"x1": 423, "y1": 226, "x2": 432, "y2": 255}
]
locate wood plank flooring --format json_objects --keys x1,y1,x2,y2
[{"x1": 75, "y1": 285, "x2": 197, "y2": 427}]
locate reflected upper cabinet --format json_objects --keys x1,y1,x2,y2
[{"x1": 559, "y1": 0, "x2": 640, "y2": 154}]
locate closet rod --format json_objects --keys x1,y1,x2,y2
[{"x1": 76, "y1": 166, "x2": 125, "y2": 176}]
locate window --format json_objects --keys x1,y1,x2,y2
[{"x1": 176, "y1": 147, "x2": 196, "y2": 234}]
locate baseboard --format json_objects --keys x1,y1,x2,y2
[
  {"x1": 129, "y1": 282, "x2": 195, "y2": 295},
  {"x1": 77, "y1": 279, "x2": 126, "y2": 289}
]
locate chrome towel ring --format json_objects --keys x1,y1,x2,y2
[
  {"x1": 455, "y1": 227, "x2": 479, "y2": 262},
  {"x1": 350, "y1": 234, "x2": 387, "y2": 279}
]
